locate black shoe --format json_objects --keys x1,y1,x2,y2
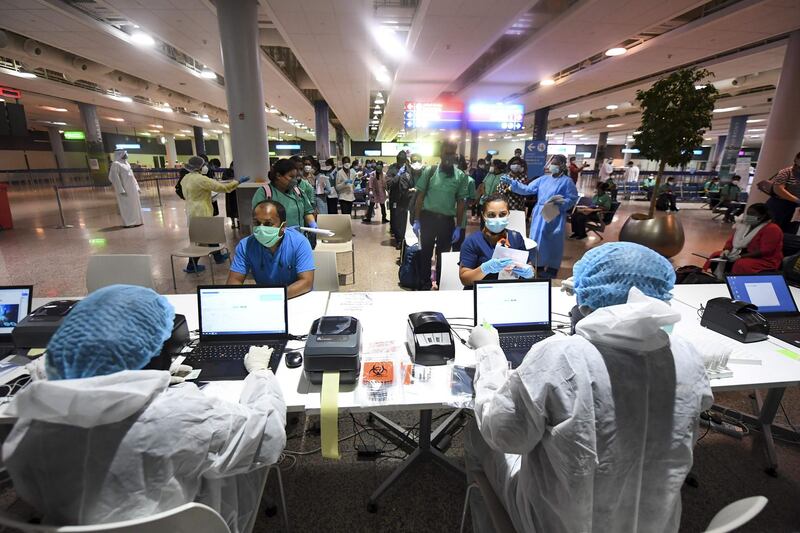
[
  {"x1": 361, "y1": 219, "x2": 372, "y2": 224},
  {"x1": 381, "y1": 219, "x2": 389, "y2": 224}
]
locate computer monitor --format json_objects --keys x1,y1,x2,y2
[
  {"x1": 726, "y1": 274, "x2": 799, "y2": 316},
  {"x1": 474, "y1": 279, "x2": 551, "y2": 332},
  {"x1": 197, "y1": 285, "x2": 288, "y2": 341},
  {"x1": 0, "y1": 286, "x2": 33, "y2": 339}
]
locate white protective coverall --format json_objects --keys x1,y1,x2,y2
[
  {"x1": 467, "y1": 288, "x2": 713, "y2": 533},
  {"x1": 107, "y1": 150, "x2": 143, "y2": 227},
  {"x1": 2, "y1": 369, "x2": 286, "y2": 533}
]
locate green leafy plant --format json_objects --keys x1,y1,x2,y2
[{"x1": 633, "y1": 68, "x2": 719, "y2": 218}]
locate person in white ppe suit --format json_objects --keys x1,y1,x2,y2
[
  {"x1": 466, "y1": 242, "x2": 713, "y2": 533},
  {"x1": 107, "y1": 149, "x2": 143, "y2": 227},
  {"x1": 2, "y1": 284, "x2": 286, "y2": 533}
]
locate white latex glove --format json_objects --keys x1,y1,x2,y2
[
  {"x1": 549, "y1": 194, "x2": 565, "y2": 205},
  {"x1": 468, "y1": 322, "x2": 500, "y2": 350},
  {"x1": 244, "y1": 345, "x2": 274, "y2": 373}
]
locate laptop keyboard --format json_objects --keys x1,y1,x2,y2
[
  {"x1": 500, "y1": 333, "x2": 552, "y2": 352},
  {"x1": 190, "y1": 344, "x2": 253, "y2": 361},
  {"x1": 770, "y1": 318, "x2": 800, "y2": 335}
]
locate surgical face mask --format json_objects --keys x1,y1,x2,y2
[
  {"x1": 253, "y1": 224, "x2": 283, "y2": 248},
  {"x1": 411, "y1": 162, "x2": 423, "y2": 170},
  {"x1": 549, "y1": 164, "x2": 560, "y2": 175},
  {"x1": 488, "y1": 166, "x2": 495, "y2": 174},
  {"x1": 321, "y1": 165, "x2": 331, "y2": 171},
  {"x1": 304, "y1": 165, "x2": 313, "y2": 173},
  {"x1": 661, "y1": 324, "x2": 674, "y2": 335},
  {"x1": 343, "y1": 163, "x2": 351, "y2": 169},
  {"x1": 201, "y1": 165, "x2": 209, "y2": 175},
  {"x1": 509, "y1": 164, "x2": 522, "y2": 173},
  {"x1": 484, "y1": 216, "x2": 509, "y2": 234},
  {"x1": 742, "y1": 215, "x2": 760, "y2": 226}
]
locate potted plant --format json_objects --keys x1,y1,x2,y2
[{"x1": 619, "y1": 68, "x2": 719, "y2": 257}]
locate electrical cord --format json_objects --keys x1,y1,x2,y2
[{"x1": 780, "y1": 401, "x2": 798, "y2": 433}]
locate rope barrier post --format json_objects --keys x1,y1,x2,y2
[
  {"x1": 155, "y1": 177, "x2": 163, "y2": 207},
  {"x1": 52, "y1": 185, "x2": 74, "y2": 229}
]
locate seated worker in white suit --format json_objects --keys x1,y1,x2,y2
[
  {"x1": 2, "y1": 285, "x2": 286, "y2": 533},
  {"x1": 466, "y1": 242, "x2": 713, "y2": 533}
]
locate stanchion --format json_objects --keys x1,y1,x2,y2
[
  {"x1": 52, "y1": 186, "x2": 74, "y2": 229},
  {"x1": 154, "y1": 178, "x2": 163, "y2": 207}
]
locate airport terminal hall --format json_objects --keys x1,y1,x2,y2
[{"x1": 2, "y1": 0, "x2": 800, "y2": 531}]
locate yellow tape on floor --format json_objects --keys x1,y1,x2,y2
[{"x1": 321, "y1": 371, "x2": 340, "y2": 459}]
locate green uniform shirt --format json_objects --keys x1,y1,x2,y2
[
  {"x1": 460, "y1": 177, "x2": 476, "y2": 228},
  {"x1": 251, "y1": 183, "x2": 313, "y2": 228},
  {"x1": 298, "y1": 178, "x2": 315, "y2": 208},
  {"x1": 482, "y1": 173, "x2": 501, "y2": 201},
  {"x1": 658, "y1": 182, "x2": 675, "y2": 195},
  {"x1": 416, "y1": 166, "x2": 469, "y2": 217},
  {"x1": 704, "y1": 180, "x2": 720, "y2": 193},
  {"x1": 720, "y1": 183, "x2": 741, "y2": 202},
  {"x1": 593, "y1": 193, "x2": 612, "y2": 211}
]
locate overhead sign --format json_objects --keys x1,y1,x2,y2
[
  {"x1": 403, "y1": 100, "x2": 464, "y2": 130},
  {"x1": 466, "y1": 102, "x2": 524, "y2": 131},
  {"x1": 524, "y1": 140, "x2": 548, "y2": 178},
  {"x1": 0, "y1": 86, "x2": 21, "y2": 99},
  {"x1": 275, "y1": 144, "x2": 301, "y2": 150},
  {"x1": 547, "y1": 144, "x2": 577, "y2": 155},
  {"x1": 63, "y1": 131, "x2": 86, "y2": 140},
  {"x1": 115, "y1": 143, "x2": 140, "y2": 150},
  {"x1": 363, "y1": 149, "x2": 381, "y2": 156}
]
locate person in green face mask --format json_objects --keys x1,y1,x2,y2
[{"x1": 227, "y1": 200, "x2": 315, "y2": 299}]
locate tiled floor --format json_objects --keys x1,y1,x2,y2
[{"x1": 1, "y1": 184, "x2": 799, "y2": 532}]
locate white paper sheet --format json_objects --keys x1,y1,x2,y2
[
  {"x1": 541, "y1": 201, "x2": 559, "y2": 222},
  {"x1": 492, "y1": 244, "x2": 530, "y2": 280},
  {"x1": 298, "y1": 227, "x2": 336, "y2": 236}
]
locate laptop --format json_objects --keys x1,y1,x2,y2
[
  {"x1": 474, "y1": 279, "x2": 554, "y2": 368},
  {"x1": 184, "y1": 285, "x2": 288, "y2": 380},
  {"x1": 725, "y1": 273, "x2": 800, "y2": 348},
  {"x1": 0, "y1": 286, "x2": 33, "y2": 357}
]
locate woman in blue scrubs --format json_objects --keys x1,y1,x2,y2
[
  {"x1": 500, "y1": 154, "x2": 578, "y2": 278},
  {"x1": 459, "y1": 193, "x2": 534, "y2": 287}
]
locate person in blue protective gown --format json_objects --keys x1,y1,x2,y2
[{"x1": 500, "y1": 154, "x2": 578, "y2": 278}]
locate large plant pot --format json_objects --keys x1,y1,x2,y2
[{"x1": 619, "y1": 212, "x2": 685, "y2": 258}]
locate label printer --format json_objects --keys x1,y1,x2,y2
[
  {"x1": 407, "y1": 311, "x2": 455, "y2": 366},
  {"x1": 303, "y1": 316, "x2": 362, "y2": 385},
  {"x1": 700, "y1": 297, "x2": 769, "y2": 343}
]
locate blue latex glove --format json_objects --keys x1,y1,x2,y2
[
  {"x1": 412, "y1": 221, "x2": 421, "y2": 237},
  {"x1": 308, "y1": 220, "x2": 318, "y2": 229},
  {"x1": 480, "y1": 258, "x2": 513, "y2": 275},
  {"x1": 499, "y1": 175, "x2": 513, "y2": 186},
  {"x1": 237, "y1": 175, "x2": 251, "y2": 184},
  {"x1": 346, "y1": 179, "x2": 353, "y2": 185},
  {"x1": 512, "y1": 264, "x2": 534, "y2": 279},
  {"x1": 451, "y1": 227, "x2": 462, "y2": 244}
]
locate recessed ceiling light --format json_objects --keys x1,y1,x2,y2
[
  {"x1": 372, "y1": 26, "x2": 406, "y2": 60},
  {"x1": 211, "y1": 129, "x2": 223, "y2": 134},
  {"x1": 713, "y1": 106, "x2": 743, "y2": 113},
  {"x1": 374, "y1": 109, "x2": 383, "y2": 115},
  {"x1": 606, "y1": 123, "x2": 623, "y2": 128},
  {"x1": 748, "y1": 135, "x2": 761, "y2": 138},
  {"x1": 149, "y1": 124, "x2": 163, "y2": 129},
  {"x1": 605, "y1": 104, "x2": 618, "y2": 110},
  {"x1": 605, "y1": 47, "x2": 626, "y2": 56},
  {"x1": 106, "y1": 117, "x2": 124, "y2": 122},
  {"x1": 141, "y1": 132, "x2": 151, "y2": 136},
  {"x1": 200, "y1": 68, "x2": 216, "y2": 79},
  {"x1": 746, "y1": 118, "x2": 765, "y2": 123},
  {"x1": 374, "y1": 97, "x2": 386, "y2": 104},
  {"x1": 130, "y1": 31, "x2": 155, "y2": 47},
  {"x1": 157, "y1": 104, "x2": 173, "y2": 113},
  {"x1": 567, "y1": 113, "x2": 579, "y2": 118},
  {"x1": 633, "y1": 130, "x2": 642, "y2": 134},
  {"x1": 109, "y1": 94, "x2": 133, "y2": 103},
  {"x1": 570, "y1": 129, "x2": 582, "y2": 133},
  {"x1": 180, "y1": 129, "x2": 191, "y2": 133},
  {"x1": 40, "y1": 105, "x2": 68, "y2": 112},
  {"x1": 540, "y1": 79, "x2": 556, "y2": 86}
]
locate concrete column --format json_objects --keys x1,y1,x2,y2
[
  {"x1": 164, "y1": 134, "x2": 177, "y2": 167},
  {"x1": 458, "y1": 121, "x2": 467, "y2": 158},
  {"x1": 532, "y1": 107, "x2": 549, "y2": 141},
  {"x1": 718, "y1": 115, "x2": 748, "y2": 181},
  {"x1": 622, "y1": 140, "x2": 633, "y2": 165},
  {"x1": 335, "y1": 126, "x2": 344, "y2": 157},
  {"x1": 78, "y1": 102, "x2": 108, "y2": 184},
  {"x1": 314, "y1": 101, "x2": 331, "y2": 160},
  {"x1": 469, "y1": 129, "x2": 479, "y2": 163},
  {"x1": 710, "y1": 135, "x2": 726, "y2": 171},
  {"x1": 218, "y1": 132, "x2": 232, "y2": 167},
  {"x1": 594, "y1": 131, "x2": 608, "y2": 170},
  {"x1": 193, "y1": 126, "x2": 206, "y2": 156},
  {"x1": 47, "y1": 126, "x2": 67, "y2": 169},
  {"x1": 749, "y1": 30, "x2": 800, "y2": 205},
  {"x1": 217, "y1": 0, "x2": 269, "y2": 183}
]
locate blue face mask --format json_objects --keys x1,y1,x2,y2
[
  {"x1": 485, "y1": 216, "x2": 509, "y2": 234},
  {"x1": 549, "y1": 164, "x2": 561, "y2": 175},
  {"x1": 661, "y1": 324, "x2": 674, "y2": 335}
]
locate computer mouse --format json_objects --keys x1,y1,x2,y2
[{"x1": 285, "y1": 351, "x2": 303, "y2": 369}]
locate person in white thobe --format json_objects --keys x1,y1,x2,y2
[{"x1": 107, "y1": 149, "x2": 143, "y2": 227}]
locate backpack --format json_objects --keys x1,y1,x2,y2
[
  {"x1": 398, "y1": 243, "x2": 424, "y2": 290},
  {"x1": 756, "y1": 172, "x2": 779, "y2": 197},
  {"x1": 675, "y1": 265, "x2": 720, "y2": 284}
]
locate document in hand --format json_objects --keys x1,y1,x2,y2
[
  {"x1": 541, "y1": 200, "x2": 560, "y2": 222},
  {"x1": 492, "y1": 244, "x2": 530, "y2": 280}
]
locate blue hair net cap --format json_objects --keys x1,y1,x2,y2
[
  {"x1": 573, "y1": 242, "x2": 675, "y2": 310},
  {"x1": 46, "y1": 285, "x2": 175, "y2": 380}
]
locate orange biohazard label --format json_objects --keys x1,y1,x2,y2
[{"x1": 362, "y1": 361, "x2": 394, "y2": 383}]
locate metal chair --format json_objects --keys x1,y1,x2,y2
[
  {"x1": 0, "y1": 502, "x2": 231, "y2": 533},
  {"x1": 86, "y1": 254, "x2": 155, "y2": 293},
  {"x1": 585, "y1": 201, "x2": 621, "y2": 240},
  {"x1": 315, "y1": 214, "x2": 355, "y2": 284},
  {"x1": 438, "y1": 251, "x2": 463, "y2": 291},
  {"x1": 705, "y1": 496, "x2": 767, "y2": 533},
  {"x1": 170, "y1": 217, "x2": 230, "y2": 291},
  {"x1": 312, "y1": 250, "x2": 340, "y2": 292}
]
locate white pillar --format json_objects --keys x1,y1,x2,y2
[
  {"x1": 749, "y1": 30, "x2": 800, "y2": 205},
  {"x1": 47, "y1": 126, "x2": 67, "y2": 169},
  {"x1": 164, "y1": 134, "x2": 177, "y2": 167},
  {"x1": 216, "y1": 0, "x2": 269, "y2": 181},
  {"x1": 218, "y1": 133, "x2": 232, "y2": 167}
]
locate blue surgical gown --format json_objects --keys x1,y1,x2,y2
[{"x1": 509, "y1": 174, "x2": 578, "y2": 270}]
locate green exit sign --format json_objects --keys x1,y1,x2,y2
[{"x1": 63, "y1": 131, "x2": 86, "y2": 140}]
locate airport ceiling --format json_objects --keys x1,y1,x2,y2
[{"x1": 0, "y1": 0, "x2": 798, "y2": 147}]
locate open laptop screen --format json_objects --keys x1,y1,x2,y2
[
  {"x1": 198, "y1": 286, "x2": 288, "y2": 339},
  {"x1": 474, "y1": 279, "x2": 551, "y2": 331},
  {"x1": 0, "y1": 286, "x2": 32, "y2": 337},
  {"x1": 726, "y1": 274, "x2": 798, "y2": 315}
]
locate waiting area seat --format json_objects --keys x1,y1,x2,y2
[
  {"x1": 315, "y1": 214, "x2": 355, "y2": 284},
  {"x1": 169, "y1": 217, "x2": 230, "y2": 291},
  {"x1": 86, "y1": 254, "x2": 155, "y2": 293}
]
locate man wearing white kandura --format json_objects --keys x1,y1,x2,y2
[
  {"x1": 2, "y1": 285, "x2": 286, "y2": 533},
  {"x1": 465, "y1": 241, "x2": 713, "y2": 533},
  {"x1": 107, "y1": 149, "x2": 143, "y2": 227}
]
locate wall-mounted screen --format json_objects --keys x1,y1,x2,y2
[
  {"x1": 404, "y1": 100, "x2": 463, "y2": 130},
  {"x1": 467, "y1": 102, "x2": 524, "y2": 131}
]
